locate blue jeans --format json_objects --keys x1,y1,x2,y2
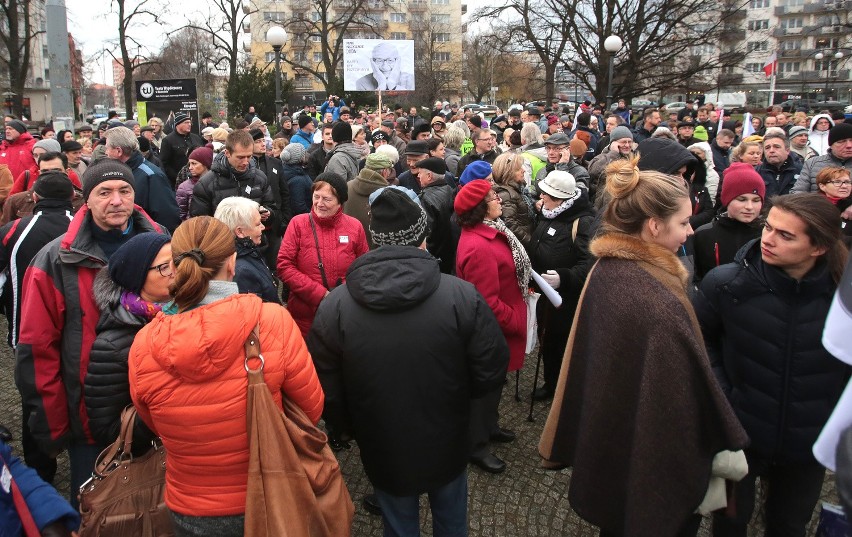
[
  {"x1": 374, "y1": 470, "x2": 468, "y2": 537},
  {"x1": 69, "y1": 442, "x2": 102, "y2": 510}
]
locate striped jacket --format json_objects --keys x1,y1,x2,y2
[
  {"x1": 0, "y1": 198, "x2": 74, "y2": 347},
  {"x1": 14, "y1": 205, "x2": 166, "y2": 453}
]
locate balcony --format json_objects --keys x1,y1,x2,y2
[
  {"x1": 243, "y1": 42, "x2": 252, "y2": 53},
  {"x1": 720, "y1": 29, "x2": 746, "y2": 41},
  {"x1": 722, "y1": 7, "x2": 746, "y2": 20},
  {"x1": 774, "y1": 4, "x2": 803, "y2": 15},
  {"x1": 291, "y1": 0, "x2": 310, "y2": 8},
  {"x1": 242, "y1": 21, "x2": 251, "y2": 33},
  {"x1": 773, "y1": 27, "x2": 803, "y2": 37},
  {"x1": 780, "y1": 48, "x2": 802, "y2": 57},
  {"x1": 408, "y1": 0, "x2": 428, "y2": 10}
]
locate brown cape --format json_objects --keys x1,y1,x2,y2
[{"x1": 538, "y1": 232, "x2": 748, "y2": 537}]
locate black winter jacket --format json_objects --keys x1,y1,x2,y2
[
  {"x1": 307, "y1": 245, "x2": 509, "y2": 496},
  {"x1": 456, "y1": 148, "x2": 499, "y2": 176},
  {"x1": 255, "y1": 155, "x2": 292, "y2": 235},
  {"x1": 418, "y1": 179, "x2": 456, "y2": 274},
  {"x1": 692, "y1": 214, "x2": 762, "y2": 282},
  {"x1": 283, "y1": 162, "x2": 313, "y2": 215},
  {"x1": 159, "y1": 130, "x2": 205, "y2": 184},
  {"x1": 84, "y1": 270, "x2": 158, "y2": 451},
  {"x1": 190, "y1": 152, "x2": 278, "y2": 222},
  {"x1": 694, "y1": 239, "x2": 848, "y2": 463},
  {"x1": 756, "y1": 153, "x2": 803, "y2": 198},
  {"x1": 234, "y1": 237, "x2": 280, "y2": 304}
]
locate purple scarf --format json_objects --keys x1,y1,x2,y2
[{"x1": 120, "y1": 290, "x2": 164, "y2": 321}]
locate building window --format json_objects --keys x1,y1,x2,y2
[
  {"x1": 263, "y1": 11, "x2": 285, "y2": 21},
  {"x1": 780, "y1": 40, "x2": 800, "y2": 50},
  {"x1": 313, "y1": 52, "x2": 322, "y2": 62},
  {"x1": 390, "y1": 12, "x2": 406, "y2": 22},
  {"x1": 295, "y1": 78, "x2": 313, "y2": 89},
  {"x1": 745, "y1": 62, "x2": 764, "y2": 72},
  {"x1": 435, "y1": 32, "x2": 450, "y2": 42},
  {"x1": 431, "y1": 0, "x2": 449, "y2": 4},
  {"x1": 749, "y1": 0, "x2": 769, "y2": 7},
  {"x1": 430, "y1": 13, "x2": 450, "y2": 24},
  {"x1": 747, "y1": 41, "x2": 768, "y2": 52},
  {"x1": 390, "y1": 32, "x2": 407, "y2": 39},
  {"x1": 432, "y1": 52, "x2": 450, "y2": 61},
  {"x1": 690, "y1": 44, "x2": 715, "y2": 56},
  {"x1": 311, "y1": 34, "x2": 322, "y2": 42},
  {"x1": 816, "y1": 37, "x2": 840, "y2": 49},
  {"x1": 294, "y1": 51, "x2": 308, "y2": 62},
  {"x1": 311, "y1": 12, "x2": 321, "y2": 22},
  {"x1": 747, "y1": 19, "x2": 769, "y2": 29},
  {"x1": 779, "y1": 17, "x2": 803, "y2": 28},
  {"x1": 778, "y1": 61, "x2": 800, "y2": 73},
  {"x1": 815, "y1": 59, "x2": 840, "y2": 71}
]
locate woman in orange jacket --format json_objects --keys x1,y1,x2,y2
[{"x1": 128, "y1": 216, "x2": 324, "y2": 536}]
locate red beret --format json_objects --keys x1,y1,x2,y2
[{"x1": 454, "y1": 179, "x2": 492, "y2": 215}]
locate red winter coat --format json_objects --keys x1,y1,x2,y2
[
  {"x1": 129, "y1": 293, "x2": 324, "y2": 516},
  {"x1": 456, "y1": 223, "x2": 526, "y2": 371},
  {"x1": 0, "y1": 132, "x2": 36, "y2": 182},
  {"x1": 277, "y1": 208, "x2": 368, "y2": 336}
]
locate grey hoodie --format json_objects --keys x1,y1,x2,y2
[{"x1": 324, "y1": 142, "x2": 363, "y2": 181}]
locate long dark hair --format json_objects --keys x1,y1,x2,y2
[{"x1": 770, "y1": 193, "x2": 849, "y2": 284}]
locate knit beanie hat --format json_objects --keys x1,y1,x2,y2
[
  {"x1": 315, "y1": 171, "x2": 348, "y2": 203},
  {"x1": 829, "y1": 123, "x2": 852, "y2": 146},
  {"x1": 454, "y1": 179, "x2": 492, "y2": 215},
  {"x1": 365, "y1": 152, "x2": 393, "y2": 171},
  {"x1": 298, "y1": 114, "x2": 313, "y2": 129},
  {"x1": 281, "y1": 143, "x2": 306, "y2": 165},
  {"x1": 82, "y1": 159, "x2": 136, "y2": 201},
  {"x1": 33, "y1": 138, "x2": 62, "y2": 153},
  {"x1": 332, "y1": 121, "x2": 353, "y2": 144},
  {"x1": 108, "y1": 232, "x2": 171, "y2": 295},
  {"x1": 61, "y1": 140, "x2": 83, "y2": 152},
  {"x1": 721, "y1": 162, "x2": 766, "y2": 208},
  {"x1": 188, "y1": 146, "x2": 213, "y2": 170},
  {"x1": 610, "y1": 126, "x2": 633, "y2": 142},
  {"x1": 173, "y1": 112, "x2": 191, "y2": 126},
  {"x1": 7, "y1": 120, "x2": 26, "y2": 134},
  {"x1": 787, "y1": 126, "x2": 808, "y2": 139},
  {"x1": 693, "y1": 126, "x2": 709, "y2": 141},
  {"x1": 124, "y1": 120, "x2": 140, "y2": 130},
  {"x1": 211, "y1": 128, "x2": 229, "y2": 142},
  {"x1": 249, "y1": 128, "x2": 264, "y2": 141},
  {"x1": 138, "y1": 136, "x2": 151, "y2": 153},
  {"x1": 569, "y1": 138, "x2": 587, "y2": 158},
  {"x1": 368, "y1": 187, "x2": 428, "y2": 248},
  {"x1": 459, "y1": 160, "x2": 492, "y2": 185},
  {"x1": 32, "y1": 170, "x2": 74, "y2": 201}
]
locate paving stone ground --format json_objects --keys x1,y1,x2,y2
[{"x1": 0, "y1": 344, "x2": 838, "y2": 536}]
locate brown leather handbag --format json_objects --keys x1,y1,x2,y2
[
  {"x1": 243, "y1": 325, "x2": 354, "y2": 537},
  {"x1": 78, "y1": 406, "x2": 174, "y2": 537}
]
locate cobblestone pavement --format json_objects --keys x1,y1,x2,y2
[{"x1": 0, "y1": 344, "x2": 838, "y2": 536}]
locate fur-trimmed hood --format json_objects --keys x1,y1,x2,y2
[
  {"x1": 93, "y1": 268, "x2": 123, "y2": 313},
  {"x1": 590, "y1": 232, "x2": 689, "y2": 287}
]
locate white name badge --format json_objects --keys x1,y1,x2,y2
[
  {"x1": 245, "y1": 185, "x2": 252, "y2": 195},
  {"x1": 272, "y1": 168, "x2": 278, "y2": 174},
  {"x1": 1, "y1": 465, "x2": 10, "y2": 493},
  {"x1": 339, "y1": 235, "x2": 349, "y2": 243},
  {"x1": 547, "y1": 227, "x2": 556, "y2": 236}
]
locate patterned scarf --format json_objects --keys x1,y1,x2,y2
[
  {"x1": 120, "y1": 290, "x2": 166, "y2": 322},
  {"x1": 483, "y1": 218, "x2": 532, "y2": 297},
  {"x1": 541, "y1": 197, "x2": 577, "y2": 220}
]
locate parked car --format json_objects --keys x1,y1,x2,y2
[
  {"x1": 778, "y1": 99, "x2": 849, "y2": 114},
  {"x1": 662, "y1": 101, "x2": 688, "y2": 114}
]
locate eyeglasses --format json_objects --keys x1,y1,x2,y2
[
  {"x1": 485, "y1": 195, "x2": 501, "y2": 203},
  {"x1": 148, "y1": 261, "x2": 174, "y2": 277},
  {"x1": 827, "y1": 180, "x2": 852, "y2": 187},
  {"x1": 372, "y1": 57, "x2": 398, "y2": 65}
]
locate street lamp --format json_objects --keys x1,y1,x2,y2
[
  {"x1": 814, "y1": 51, "x2": 844, "y2": 100},
  {"x1": 266, "y1": 26, "x2": 288, "y2": 123},
  {"x1": 604, "y1": 35, "x2": 623, "y2": 109}
]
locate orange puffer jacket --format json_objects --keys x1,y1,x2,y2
[{"x1": 128, "y1": 293, "x2": 324, "y2": 516}]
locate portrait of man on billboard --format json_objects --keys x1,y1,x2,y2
[{"x1": 356, "y1": 42, "x2": 415, "y2": 91}]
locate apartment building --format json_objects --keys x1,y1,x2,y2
[
  {"x1": 246, "y1": 0, "x2": 465, "y2": 102},
  {"x1": 712, "y1": 0, "x2": 850, "y2": 104}
]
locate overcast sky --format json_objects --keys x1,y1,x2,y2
[{"x1": 64, "y1": 0, "x2": 486, "y2": 85}]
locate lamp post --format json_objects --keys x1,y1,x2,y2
[
  {"x1": 604, "y1": 35, "x2": 623, "y2": 109},
  {"x1": 814, "y1": 51, "x2": 844, "y2": 100},
  {"x1": 266, "y1": 26, "x2": 288, "y2": 123}
]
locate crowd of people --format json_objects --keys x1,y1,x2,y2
[{"x1": 0, "y1": 94, "x2": 850, "y2": 537}]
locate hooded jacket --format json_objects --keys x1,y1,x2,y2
[
  {"x1": 418, "y1": 178, "x2": 456, "y2": 274},
  {"x1": 15, "y1": 206, "x2": 166, "y2": 453},
  {"x1": 129, "y1": 293, "x2": 324, "y2": 516},
  {"x1": 235, "y1": 236, "x2": 280, "y2": 304},
  {"x1": 189, "y1": 152, "x2": 277, "y2": 223},
  {"x1": 283, "y1": 161, "x2": 313, "y2": 215},
  {"x1": 307, "y1": 246, "x2": 509, "y2": 496},
  {"x1": 793, "y1": 149, "x2": 852, "y2": 193},
  {"x1": 344, "y1": 168, "x2": 388, "y2": 249},
  {"x1": 84, "y1": 270, "x2": 162, "y2": 449},
  {"x1": 126, "y1": 151, "x2": 181, "y2": 232},
  {"x1": 694, "y1": 239, "x2": 847, "y2": 463},
  {"x1": 807, "y1": 114, "x2": 834, "y2": 157},
  {"x1": 687, "y1": 141, "x2": 721, "y2": 201},
  {"x1": 324, "y1": 142, "x2": 363, "y2": 182}
]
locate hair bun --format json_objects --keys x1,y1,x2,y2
[{"x1": 605, "y1": 155, "x2": 641, "y2": 199}]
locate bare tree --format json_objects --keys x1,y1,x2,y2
[
  {"x1": 0, "y1": 0, "x2": 41, "y2": 117},
  {"x1": 406, "y1": 15, "x2": 462, "y2": 106},
  {"x1": 253, "y1": 0, "x2": 390, "y2": 95},
  {"x1": 108, "y1": 0, "x2": 165, "y2": 111},
  {"x1": 185, "y1": 0, "x2": 255, "y2": 83},
  {"x1": 474, "y1": 0, "x2": 748, "y2": 102},
  {"x1": 463, "y1": 32, "x2": 532, "y2": 104}
]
